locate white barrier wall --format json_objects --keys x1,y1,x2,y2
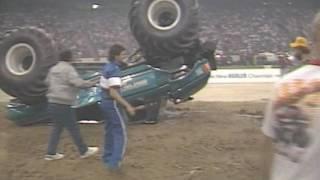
[{"x1": 209, "y1": 68, "x2": 281, "y2": 83}]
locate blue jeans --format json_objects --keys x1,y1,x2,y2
[
  {"x1": 47, "y1": 103, "x2": 88, "y2": 155},
  {"x1": 100, "y1": 100, "x2": 127, "y2": 168}
]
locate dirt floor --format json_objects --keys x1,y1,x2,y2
[{"x1": 0, "y1": 84, "x2": 273, "y2": 180}]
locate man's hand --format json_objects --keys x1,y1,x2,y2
[
  {"x1": 109, "y1": 87, "x2": 136, "y2": 116},
  {"x1": 126, "y1": 105, "x2": 136, "y2": 116}
]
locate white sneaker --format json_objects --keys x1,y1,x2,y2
[
  {"x1": 80, "y1": 147, "x2": 99, "y2": 159},
  {"x1": 44, "y1": 153, "x2": 64, "y2": 161}
]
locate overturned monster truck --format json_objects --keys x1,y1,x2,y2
[{"x1": 0, "y1": 0, "x2": 216, "y2": 126}]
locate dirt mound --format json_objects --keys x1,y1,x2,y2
[{"x1": 0, "y1": 101, "x2": 265, "y2": 180}]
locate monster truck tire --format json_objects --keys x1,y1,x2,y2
[
  {"x1": 129, "y1": 0, "x2": 199, "y2": 62},
  {"x1": 0, "y1": 27, "x2": 57, "y2": 104}
]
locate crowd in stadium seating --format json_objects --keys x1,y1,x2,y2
[
  {"x1": 200, "y1": 1, "x2": 317, "y2": 65},
  {"x1": 0, "y1": 0, "x2": 318, "y2": 65},
  {"x1": 0, "y1": 8, "x2": 136, "y2": 58}
]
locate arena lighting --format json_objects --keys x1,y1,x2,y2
[{"x1": 92, "y1": 3, "x2": 101, "y2": 9}]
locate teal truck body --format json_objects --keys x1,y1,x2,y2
[{"x1": 6, "y1": 58, "x2": 211, "y2": 125}]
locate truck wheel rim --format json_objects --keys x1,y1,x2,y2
[
  {"x1": 147, "y1": 0, "x2": 182, "y2": 31},
  {"x1": 5, "y1": 43, "x2": 37, "y2": 76}
]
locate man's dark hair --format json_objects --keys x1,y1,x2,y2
[
  {"x1": 59, "y1": 50, "x2": 73, "y2": 62},
  {"x1": 109, "y1": 44, "x2": 125, "y2": 61}
]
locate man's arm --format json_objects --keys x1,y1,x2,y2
[
  {"x1": 100, "y1": 65, "x2": 135, "y2": 116},
  {"x1": 262, "y1": 135, "x2": 274, "y2": 180},
  {"x1": 67, "y1": 66, "x2": 96, "y2": 88},
  {"x1": 108, "y1": 87, "x2": 135, "y2": 116}
]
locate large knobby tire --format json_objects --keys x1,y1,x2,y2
[
  {"x1": 129, "y1": 0, "x2": 199, "y2": 64},
  {"x1": 0, "y1": 27, "x2": 58, "y2": 104}
]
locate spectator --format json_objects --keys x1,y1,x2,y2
[{"x1": 289, "y1": 36, "x2": 311, "y2": 65}]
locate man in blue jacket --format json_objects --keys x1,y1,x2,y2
[{"x1": 99, "y1": 44, "x2": 135, "y2": 170}]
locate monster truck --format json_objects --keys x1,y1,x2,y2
[{"x1": 0, "y1": 0, "x2": 216, "y2": 125}]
